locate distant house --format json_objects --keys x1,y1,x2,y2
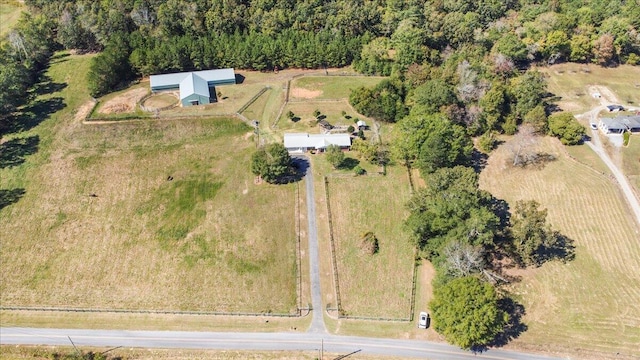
[
  {"x1": 599, "y1": 118, "x2": 626, "y2": 134},
  {"x1": 606, "y1": 104, "x2": 625, "y2": 112},
  {"x1": 283, "y1": 133, "x2": 351, "y2": 153},
  {"x1": 149, "y1": 68, "x2": 236, "y2": 107}
]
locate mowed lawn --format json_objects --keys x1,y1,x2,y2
[
  {"x1": 0, "y1": 53, "x2": 298, "y2": 313},
  {"x1": 326, "y1": 166, "x2": 415, "y2": 318},
  {"x1": 538, "y1": 64, "x2": 640, "y2": 113},
  {"x1": 290, "y1": 76, "x2": 385, "y2": 100},
  {"x1": 622, "y1": 135, "x2": 640, "y2": 194},
  {"x1": 480, "y1": 137, "x2": 640, "y2": 356}
]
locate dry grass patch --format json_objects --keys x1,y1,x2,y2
[
  {"x1": 538, "y1": 64, "x2": 640, "y2": 113},
  {"x1": 97, "y1": 86, "x2": 149, "y2": 114},
  {"x1": 622, "y1": 135, "x2": 640, "y2": 195},
  {"x1": 326, "y1": 166, "x2": 415, "y2": 318},
  {"x1": 479, "y1": 136, "x2": 640, "y2": 357},
  {"x1": 142, "y1": 92, "x2": 178, "y2": 110}
]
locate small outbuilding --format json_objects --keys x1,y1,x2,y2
[
  {"x1": 356, "y1": 120, "x2": 367, "y2": 130},
  {"x1": 606, "y1": 104, "x2": 625, "y2": 112},
  {"x1": 284, "y1": 133, "x2": 351, "y2": 153}
]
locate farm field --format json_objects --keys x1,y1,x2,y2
[
  {"x1": 622, "y1": 135, "x2": 640, "y2": 193},
  {"x1": 480, "y1": 136, "x2": 640, "y2": 357},
  {"x1": 538, "y1": 63, "x2": 640, "y2": 113},
  {"x1": 0, "y1": 53, "x2": 299, "y2": 314},
  {"x1": 326, "y1": 165, "x2": 415, "y2": 319}
]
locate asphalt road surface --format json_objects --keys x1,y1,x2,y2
[{"x1": 0, "y1": 327, "x2": 563, "y2": 360}]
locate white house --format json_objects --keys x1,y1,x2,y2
[
  {"x1": 599, "y1": 118, "x2": 626, "y2": 134},
  {"x1": 283, "y1": 133, "x2": 351, "y2": 153}
]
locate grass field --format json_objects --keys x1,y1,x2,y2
[
  {"x1": 290, "y1": 76, "x2": 385, "y2": 100},
  {"x1": 622, "y1": 134, "x2": 640, "y2": 193},
  {"x1": 0, "y1": 0, "x2": 24, "y2": 38},
  {"x1": 275, "y1": 101, "x2": 367, "y2": 133},
  {"x1": 538, "y1": 63, "x2": 640, "y2": 113},
  {"x1": 0, "y1": 53, "x2": 299, "y2": 313},
  {"x1": 326, "y1": 165, "x2": 415, "y2": 318},
  {"x1": 480, "y1": 136, "x2": 640, "y2": 357}
]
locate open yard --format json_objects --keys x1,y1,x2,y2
[
  {"x1": 290, "y1": 76, "x2": 385, "y2": 100},
  {"x1": 538, "y1": 63, "x2": 640, "y2": 113},
  {"x1": 275, "y1": 101, "x2": 370, "y2": 134},
  {"x1": 480, "y1": 136, "x2": 640, "y2": 357},
  {"x1": 622, "y1": 135, "x2": 640, "y2": 194},
  {"x1": 325, "y1": 165, "x2": 415, "y2": 319},
  {"x1": 0, "y1": 53, "x2": 299, "y2": 313}
]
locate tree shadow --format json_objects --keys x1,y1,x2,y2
[
  {"x1": 291, "y1": 116, "x2": 301, "y2": 122},
  {"x1": 4, "y1": 97, "x2": 66, "y2": 135},
  {"x1": 276, "y1": 156, "x2": 309, "y2": 183},
  {"x1": 489, "y1": 297, "x2": 528, "y2": 347},
  {"x1": 536, "y1": 231, "x2": 576, "y2": 265},
  {"x1": 0, "y1": 188, "x2": 26, "y2": 211},
  {"x1": 338, "y1": 157, "x2": 360, "y2": 170},
  {"x1": 32, "y1": 75, "x2": 67, "y2": 96},
  {"x1": 0, "y1": 135, "x2": 40, "y2": 168},
  {"x1": 470, "y1": 148, "x2": 488, "y2": 173}
]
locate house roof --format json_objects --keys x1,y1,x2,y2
[
  {"x1": 356, "y1": 120, "x2": 366, "y2": 127},
  {"x1": 284, "y1": 133, "x2": 351, "y2": 149},
  {"x1": 179, "y1": 73, "x2": 209, "y2": 99},
  {"x1": 599, "y1": 117, "x2": 627, "y2": 129},
  {"x1": 621, "y1": 116, "x2": 640, "y2": 129},
  {"x1": 606, "y1": 104, "x2": 624, "y2": 111},
  {"x1": 150, "y1": 68, "x2": 235, "y2": 90}
]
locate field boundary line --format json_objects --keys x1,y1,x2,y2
[
  {"x1": 323, "y1": 176, "x2": 342, "y2": 317},
  {"x1": 237, "y1": 86, "x2": 270, "y2": 114},
  {"x1": 295, "y1": 181, "x2": 303, "y2": 315},
  {"x1": 0, "y1": 306, "x2": 302, "y2": 317}
]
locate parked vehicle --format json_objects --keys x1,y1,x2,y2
[{"x1": 418, "y1": 312, "x2": 430, "y2": 329}]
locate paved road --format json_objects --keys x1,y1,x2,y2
[
  {"x1": 300, "y1": 157, "x2": 326, "y2": 333},
  {"x1": 0, "y1": 327, "x2": 562, "y2": 360},
  {"x1": 580, "y1": 107, "x2": 640, "y2": 227}
]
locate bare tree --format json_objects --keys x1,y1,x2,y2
[
  {"x1": 443, "y1": 241, "x2": 485, "y2": 278},
  {"x1": 507, "y1": 124, "x2": 538, "y2": 166}
]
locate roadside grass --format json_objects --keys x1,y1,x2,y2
[
  {"x1": 0, "y1": 345, "x2": 417, "y2": 360},
  {"x1": 564, "y1": 143, "x2": 612, "y2": 175},
  {"x1": 479, "y1": 136, "x2": 640, "y2": 357},
  {"x1": 622, "y1": 134, "x2": 640, "y2": 193},
  {"x1": 325, "y1": 165, "x2": 415, "y2": 318},
  {"x1": 538, "y1": 64, "x2": 640, "y2": 113},
  {"x1": 291, "y1": 76, "x2": 385, "y2": 99},
  {"x1": 0, "y1": 0, "x2": 23, "y2": 38},
  {"x1": 0, "y1": 53, "x2": 299, "y2": 314}
]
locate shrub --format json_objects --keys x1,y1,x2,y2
[
  {"x1": 548, "y1": 112, "x2": 585, "y2": 145},
  {"x1": 354, "y1": 165, "x2": 366, "y2": 175},
  {"x1": 360, "y1": 231, "x2": 379, "y2": 255},
  {"x1": 478, "y1": 131, "x2": 498, "y2": 153},
  {"x1": 623, "y1": 131, "x2": 630, "y2": 146},
  {"x1": 313, "y1": 109, "x2": 321, "y2": 117},
  {"x1": 347, "y1": 125, "x2": 355, "y2": 133}
]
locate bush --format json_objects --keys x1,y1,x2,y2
[
  {"x1": 548, "y1": 112, "x2": 585, "y2": 145},
  {"x1": 347, "y1": 125, "x2": 355, "y2": 133},
  {"x1": 360, "y1": 231, "x2": 379, "y2": 255},
  {"x1": 623, "y1": 131, "x2": 630, "y2": 146},
  {"x1": 354, "y1": 165, "x2": 366, "y2": 175},
  {"x1": 313, "y1": 109, "x2": 321, "y2": 117},
  {"x1": 478, "y1": 131, "x2": 498, "y2": 153}
]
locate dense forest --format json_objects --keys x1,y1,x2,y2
[{"x1": 1, "y1": 0, "x2": 638, "y2": 350}]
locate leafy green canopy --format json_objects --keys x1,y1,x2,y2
[
  {"x1": 548, "y1": 112, "x2": 585, "y2": 145},
  {"x1": 393, "y1": 114, "x2": 473, "y2": 174},
  {"x1": 405, "y1": 166, "x2": 499, "y2": 261},
  {"x1": 430, "y1": 276, "x2": 508, "y2": 349},
  {"x1": 250, "y1": 143, "x2": 293, "y2": 184}
]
